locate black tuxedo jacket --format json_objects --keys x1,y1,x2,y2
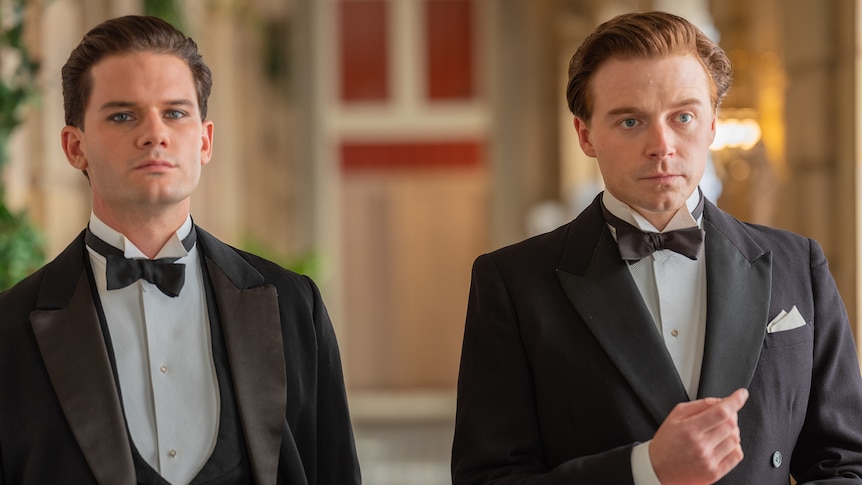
[
  {"x1": 0, "y1": 226, "x2": 360, "y2": 484},
  {"x1": 452, "y1": 194, "x2": 862, "y2": 484}
]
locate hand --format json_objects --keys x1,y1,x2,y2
[{"x1": 649, "y1": 388, "x2": 749, "y2": 485}]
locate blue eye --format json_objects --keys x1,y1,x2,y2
[
  {"x1": 678, "y1": 113, "x2": 693, "y2": 123},
  {"x1": 166, "y1": 110, "x2": 186, "y2": 119},
  {"x1": 622, "y1": 118, "x2": 638, "y2": 128},
  {"x1": 110, "y1": 113, "x2": 132, "y2": 122}
]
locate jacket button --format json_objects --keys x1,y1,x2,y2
[{"x1": 772, "y1": 451, "x2": 782, "y2": 468}]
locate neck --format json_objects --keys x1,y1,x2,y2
[
  {"x1": 636, "y1": 210, "x2": 675, "y2": 232},
  {"x1": 93, "y1": 204, "x2": 189, "y2": 259},
  {"x1": 603, "y1": 189, "x2": 702, "y2": 232}
]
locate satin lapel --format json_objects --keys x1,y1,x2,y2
[
  {"x1": 30, "y1": 271, "x2": 135, "y2": 485},
  {"x1": 557, "y1": 227, "x2": 688, "y2": 426},
  {"x1": 697, "y1": 217, "x2": 771, "y2": 399},
  {"x1": 204, "y1": 256, "x2": 286, "y2": 484}
]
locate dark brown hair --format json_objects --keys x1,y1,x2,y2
[
  {"x1": 61, "y1": 15, "x2": 212, "y2": 128},
  {"x1": 566, "y1": 11, "x2": 731, "y2": 121}
]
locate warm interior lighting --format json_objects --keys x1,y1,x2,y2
[{"x1": 711, "y1": 117, "x2": 762, "y2": 151}]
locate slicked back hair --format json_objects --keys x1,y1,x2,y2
[{"x1": 61, "y1": 15, "x2": 212, "y2": 129}]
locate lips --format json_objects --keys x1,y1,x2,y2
[
  {"x1": 135, "y1": 158, "x2": 175, "y2": 170},
  {"x1": 643, "y1": 174, "x2": 679, "y2": 181}
]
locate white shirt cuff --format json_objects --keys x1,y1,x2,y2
[{"x1": 631, "y1": 440, "x2": 662, "y2": 485}]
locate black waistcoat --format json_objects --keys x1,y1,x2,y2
[{"x1": 91, "y1": 251, "x2": 254, "y2": 485}]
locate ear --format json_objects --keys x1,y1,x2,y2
[
  {"x1": 61, "y1": 125, "x2": 88, "y2": 171},
  {"x1": 573, "y1": 117, "x2": 597, "y2": 157},
  {"x1": 709, "y1": 112, "x2": 717, "y2": 145},
  {"x1": 200, "y1": 120, "x2": 214, "y2": 166}
]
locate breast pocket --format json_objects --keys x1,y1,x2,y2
[
  {"x1": 763, "y1": 321, "x2": 814, "y2": 350},
  {"x1": 745, "y1": 321, "x2": 813, "y2": 449}
]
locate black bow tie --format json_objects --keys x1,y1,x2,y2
[
  {"x1": 85, "y1": 227, "x2": 197, "y2": 297},
  {"x1": 601, "y1": 195, "x2": 705, "y2": 263}
]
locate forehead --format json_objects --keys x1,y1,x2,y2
[
  {"x1": 86, "y1": 52, "x2": 196, "y2": 106},
  {"x1": 590, "y1": 55, "x2": 712, "y2": 113}
]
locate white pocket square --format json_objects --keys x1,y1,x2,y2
[{"x1": 767, "y1": 305, "x2": 807, "y2": 333}]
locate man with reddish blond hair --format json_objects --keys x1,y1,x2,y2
[{"x1": 453, "y1": 11, "x2": 862, "y2": 484}]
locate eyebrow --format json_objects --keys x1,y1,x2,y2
[
  {"x1": 604, "y1": 98, "x2": 706, "y2": 119},
  {"x1": 97, "y1": 99, "x2": 196, "y2": 111}
]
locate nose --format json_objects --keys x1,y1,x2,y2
[
  {"x1": 646, "y1": 121, "x2": 675, "y2": 160},
  {"x1": 136, "y1": 111, "x2": 169, "y2": 149}
]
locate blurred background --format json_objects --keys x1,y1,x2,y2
[{"x1": 1, "y1": 0, "x2": 859, "y2": 482}]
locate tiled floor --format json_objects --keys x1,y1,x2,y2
[{"x1": 354, "y1": 421, "x2": 454, "y2": 485}]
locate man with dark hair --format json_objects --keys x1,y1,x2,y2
[
  {"x1": 452, "y1": 11, "x2": 862, "y2": 484},
  {"x1": 0, "y1": 15, "x2": 360, "y2": 484}
]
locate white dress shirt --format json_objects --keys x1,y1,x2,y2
[
  {"x1": 86, "y1": 214, "x2": 219, "y2": 485},
  {"x1": 600, "y1": 191, "x2": 707, "y2": 485}
]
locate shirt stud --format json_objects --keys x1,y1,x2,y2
[{"x1": 771, "y1": 451, "x2": 782, "y2": 468}]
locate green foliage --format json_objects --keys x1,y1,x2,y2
[
  {"x1": 0, "y1": 0, "x2": 44, "y2": 291},
  {"x1": 0, "y1": 203, "x2": 43, "y2": 290},
  {"x1": 241, "y1": 233, "x2": 324, "y2": 282},
  {"x1": 144, "y1": 0, "x2": 186, "y2": 32},
  {"x1": 262, "y1": 18, "x2": 292, "y2": 95},
  {"x1": 0, "y1": 1, "x2": 39, "y2": 170}
]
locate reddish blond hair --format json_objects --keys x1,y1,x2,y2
[{"x1": 566, "y1": 11, "x2": 731, "y2": 121}]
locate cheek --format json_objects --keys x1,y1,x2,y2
[
  {"x1": 692, "y1": 123, "x2": 715, "y2": 145},
  {"x1": 594, "y1": 144, "x2": 635, "y2": 171},
  {"x1": 594, "y1": 157, "x2": 623, "y2": 186}
]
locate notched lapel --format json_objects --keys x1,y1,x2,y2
[
  {"x1": 30, "y1": 272, "x2": 135, "y2": 485},
  {"x1": 205, "y1": 258, "x2": 286, "y2": 484},
  {"x1": 697, "y1": 219, "x2": 771, "y2": 399},
  {"x1": 557, "y1": 229, "x2": 689, "y2": 426}
]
